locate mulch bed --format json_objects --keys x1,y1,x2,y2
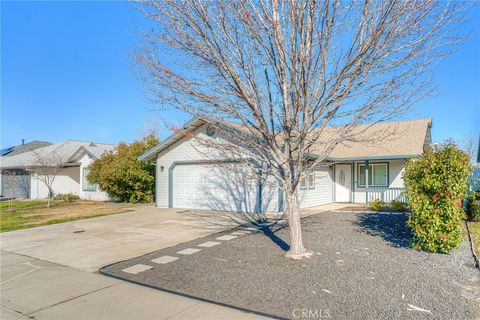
[{"x1": 101, "y1": 211, "x2": 480, "y2": 320}]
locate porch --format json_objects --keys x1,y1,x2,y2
[{"x1": 333, "y1": 159, "x2": 407, "y2": 204}]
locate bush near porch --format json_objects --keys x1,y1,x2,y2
[{"x1": 403, "y1": 143, "x2": 472, "y2": 253}]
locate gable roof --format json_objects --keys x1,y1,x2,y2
[
  {"x1": 140, "y1": 118, "x2": 432, "y2": 161},
  {"x1": 0, "y1": 140, "x2": 115, "y2": 169},
  {"x1": 0, "y1": 141, "x2": 52, "y2": 157},
  {"x1": 314, "y1": 118, "x2": 432, "y2": 161}
]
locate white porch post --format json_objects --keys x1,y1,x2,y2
[{"x1": 365, "y1": 160, "x2": 369, "y2": 205}]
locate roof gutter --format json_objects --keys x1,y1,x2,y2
[{"x1": 321, "y1": 154, "x2": 420, "y2": 161}]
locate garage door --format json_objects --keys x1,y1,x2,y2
[
  {"x1": 172, "y1": 163, "x2": 260, "y2": 212},
  {"x1": 1, "y1": 171, "x2": 31, "y2": 199}
]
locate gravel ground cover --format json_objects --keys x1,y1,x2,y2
[{"x1": 101, "y1": 210, "x2": 480, "y2": 320}]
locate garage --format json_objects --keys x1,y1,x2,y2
[
  {"x1": 1, "y1": 169, "x2": 31, "y2": 199},
  {"x1": 171, "y1": 163, "x2": 261, "y2": 212}
]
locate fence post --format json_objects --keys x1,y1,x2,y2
[{"x1": 365, "y1": 160, "x2": 369, "y2": 205}]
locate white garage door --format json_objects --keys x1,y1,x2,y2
[{"x1": 173, "y1": 163, "x2": 260, "y2": 212}]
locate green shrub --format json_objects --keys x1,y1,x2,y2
[
  {"x1": 54, "y1": 193, "x2": 80, "y2": 202},
  {"x1": 390, "y1": 200, "x2": 408, "y2": 212},
  {"x1": 88, "y1": 135, "x2": 159, "y2": 203},
  {"x1": 468, "y1": 200, "x2": 480, "y2": 222},
  {"x1": 370, "y1": 199, "x2": 386, "y2": 211},
  {"x1": 403, "y1": 143, "x2": 472, "y2": 253}
]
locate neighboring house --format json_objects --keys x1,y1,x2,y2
[
  {"x1": 0, "y1": 140, "x2": 115, "y2": 200},
  {"x1": 140, "y1": 118, "x2": 432, "y2": 213},
  {"x1": 0, "y1": 140, "x2": 52, "y2": 157}
]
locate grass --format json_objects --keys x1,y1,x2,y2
[
  {"x1": 468, "y1": 221, "x2": 480, "y2": 255},
  {"x1": 0, "y1": 200, "x2": 133, "y2": 232}
]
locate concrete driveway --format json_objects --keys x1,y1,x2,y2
[
  {"x1": 1, "y1": 203, "x2": 345, "y2": 272},
  {"x1": 0, "y1": 205, "x2": 252, "y2": 272}
]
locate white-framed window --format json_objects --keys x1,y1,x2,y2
[
  {"x1": 358, "y1": 163, "x2": 388, "y2": 187},
  {"x1": 82, "y1": 167, "x2": 97, "y2": 191},
  {"x1": 300, "y1": 172, "x2": 315, "y2": 190}
]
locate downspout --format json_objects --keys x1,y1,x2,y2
[{"x1": 365, "y1": 160, "x2": 369, "y2": 205}]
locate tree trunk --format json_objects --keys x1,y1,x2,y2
[
  {"x1": 47, "y1": 188, "x2": 52, "y2": 208},
  {"x1": 284, "y1": 189, "x2": 312, "y2": 259}
]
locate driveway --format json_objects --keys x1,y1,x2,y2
[{"x1": 0, "y1": 203, "x2": 344, "y2": 272}]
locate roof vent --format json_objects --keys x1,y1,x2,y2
[{"x1": 89, "y1": 142, "x2": 97, "y2": 147}]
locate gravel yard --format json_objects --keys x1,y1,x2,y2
[{"x1": 101, "y1": 210, "x2": 480, "y2": 320}]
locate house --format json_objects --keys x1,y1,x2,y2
[
  {"x1": 0, "y1": 140, "x2": 115, "y2": 200},
  {"x1": 140, "y1": 118, "x2": 432, "y2": 213}
]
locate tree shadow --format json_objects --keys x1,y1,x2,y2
[
  {"x1": 355, "y1": 212, "x2": 412, "y2": 248},
  {"x1": 258, "y1": 223, "x2": 290, "y2": 251}
]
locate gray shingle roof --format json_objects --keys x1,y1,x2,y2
[
  {"x1": 311, "y1": 118, "x2": 433, "y2": 160},
  {"x1": 140, "y1": 118, "x2": 433, "y2": 161},
  {"x1": 0, "y1": 140, "x2": 115, "y2": 169},
  {"x1": 1, "y1": 141, "x2": 52, "y2": 157}
]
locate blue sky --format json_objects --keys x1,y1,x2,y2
[{"x1": 1, "y1": 1, "x2": 479, "y2": 148}]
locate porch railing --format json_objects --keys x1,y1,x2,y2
[{"x1": 366, "y1": 187, "x2": 406, "y2": 203}]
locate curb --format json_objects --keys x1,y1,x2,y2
[{"x1": 465, "y1": 221, "x2": 480, "y2": 270}]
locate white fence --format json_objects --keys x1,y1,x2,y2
[{"x1": 366, "y1": 187, "x2": 406, "y2": 203}]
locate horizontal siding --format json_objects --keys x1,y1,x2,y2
[{"x1": 298, "y1": 166, "x2": 333, "y2": 208}]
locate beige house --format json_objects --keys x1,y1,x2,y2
[
  {"x1": 140, "y1": 118, "x2": 432, "y2": 213},
  {"x1": 0, "y1": 140, "x2": 115, "y2": 200}
]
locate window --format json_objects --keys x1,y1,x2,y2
[
  {"x1": 82, "y1": 167, "x2": 97, "y2": 191},
  {"x1": 358, "y1": 163, "x2": 388, "y2": 187},
  {"x1": 300, "y1": 172, "x2": 315, "y2": 190}
]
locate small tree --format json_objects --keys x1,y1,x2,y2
[
  {"x1": 88, "y1": 135, "x2": 159, "y2": 203},
  {"x1": 403, "y1": 143, "x2": 472, "y2": 253},
  {"x1": 27, "y1": 150, "x2": 65, "y2": 208}
]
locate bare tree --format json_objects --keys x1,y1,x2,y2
[
  {"x1": 137, "y1": 119, "x2": 160, "y2": 140},
  {"x1": 458, "y1": 133, "x2": 480, "y2": 166},
  {"x1": 136, "y1": 0, "x2": 467, "y2": 259},
  {"x1": 26, "y1": 150, "x2": 65, "y2": 208}
]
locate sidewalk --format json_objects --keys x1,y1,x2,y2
[{"x1": 0, "y1": 250, "x2": 267, "y2": 320}]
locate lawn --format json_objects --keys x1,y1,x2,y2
[
  {"x1": 468, "y1": 222, "x2": 480, "y2": 255},
  {"x1": 0, "y1": 200, "x2": 133, "y2": 232}
]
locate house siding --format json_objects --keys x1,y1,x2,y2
[
  {"x1": 30, "y1": 167, "x2": 80, "y2": 199},
  {"x1": 298, "y1": 166, "x2": 334, "y2": 208}
]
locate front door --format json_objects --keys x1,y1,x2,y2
[{"x1": 335, "y1": 165, "x2": 351, "y2": 202}]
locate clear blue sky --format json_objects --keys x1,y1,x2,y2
[{"x1": 1, "y1": 1, "x2": 479, "y2": 148}]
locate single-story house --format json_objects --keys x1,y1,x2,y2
[
  {"x1": 140, "y1": 118, "x2": 432, "y2": 213},
  {"x1": 0, "y1": 140, "x2": 115, "y2": 200}
]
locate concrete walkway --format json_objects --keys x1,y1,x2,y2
[{"x1": 0, "y1": 250, "x2": 265, "y2": 320}]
